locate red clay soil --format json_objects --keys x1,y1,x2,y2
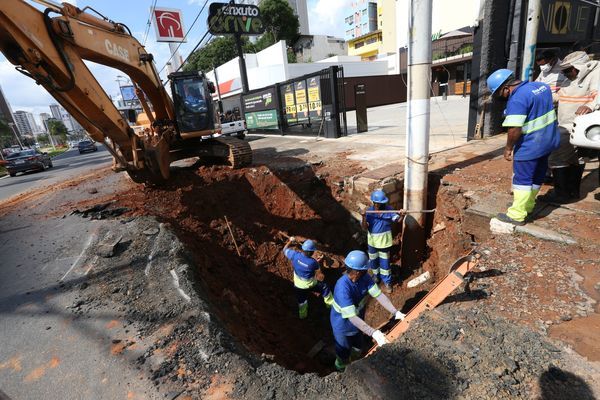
[
  {"x1": 52, "y1": 158, "x2": 467, "y2": 374},
  {"x1": 93, "y1": 164, "x2": 366, "y2": 374}
]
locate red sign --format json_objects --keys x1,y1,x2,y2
[{"x1": 153, "y1": 8, "x2": 186, "y2": 42}]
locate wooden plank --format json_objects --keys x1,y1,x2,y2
[{"x1": 367, "y1": 252, "x2": 480, "y2": 355}]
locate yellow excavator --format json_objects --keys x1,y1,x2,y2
[{"x1": 0, "y1": 0, "x2": 252, "y2": 183}]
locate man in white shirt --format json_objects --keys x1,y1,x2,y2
[{"x1": 535, "y1": 48, "x2": 568, "y2": 94}]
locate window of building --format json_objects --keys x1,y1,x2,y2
[
  {"x1": 366, "y1": 35, "x2": 378, "y2": 45},
  {"x1": 362, "y1": 9, "x2": 367, "y2": 16},
  {"x1": 355, "y1": 41, "x2": 364, "y2": 49}
]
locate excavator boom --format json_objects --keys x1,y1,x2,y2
[{"x1": 0, "y1": 0, "x2": 252, "y2": 182}]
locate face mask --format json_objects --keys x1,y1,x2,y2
[{"x1": 540, "y1": 63, "x2": 552, "y2": 73}]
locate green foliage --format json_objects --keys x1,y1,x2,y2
[
  {"x1": 185, "y1": 36, "x2": 255, "y2": 73},
  {"x1": 254, "y1": 32, "x2": 276, "y2": 53},
  {"x1": 258, "y1": 0, "x2": 299, "y2": 45},
  {"x1": 184, "y1": 0, "x2": 300, "y2": 72},
  {"x1": 48, "y1": 119, "x2": 68, "y2": 143},
  {"x1": 0, "y1": 117, "x2": 16, "y2": 148},
  {"x1": 287, "y1": 48, "x2": 297, "y2": 64},
  {"x1": 37, "y1": 134, "x2": 50, "y2": 146}
]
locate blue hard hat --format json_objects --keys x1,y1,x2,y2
[
  {"x1": 344, "y1": 250, "x2": 369, "y2": 271},
  {"x1": 487, "y1": 69, "x2": 514, "y2": 95},
  {"x1": 302, "y1": 240, "x2": 317, "y2": 252},
  {"x1": 370, "y1": 189, "x2": 388, "y2": 204}
]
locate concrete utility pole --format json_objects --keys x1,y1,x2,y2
[
  {"x1": 168, "y1": 42, "x2": 183, "y2": 72},
  {"x1": 403, "y1": 0, "x2": 432, "y2": 267},
  {"x1": 521, "y1": 0, "x2": 541, "y2": 81}
]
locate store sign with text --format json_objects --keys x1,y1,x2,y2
[
  {"x1": 281, "y1": 83, "x2": 297, "y2": 124},
  {"x1": 307, "y1": 77, "x2": 322, "y2": 119},
  {"x1": 208, "y1": 2, "x2": 265, "y2": 35},
  {"x1": 294, "y1": 81, "x2": 309, "y2": 123}
]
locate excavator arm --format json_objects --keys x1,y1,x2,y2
[{"x1": 0, "y1": 0, "x2": 243, "y2": 182}]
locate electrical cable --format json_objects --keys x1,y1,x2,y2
[
  {"x1": 142, "y1": 0, "x2": 158, "y2": 46},
  {"x1": 158, "y1": 1, "x2": 237, "y2": 79}
]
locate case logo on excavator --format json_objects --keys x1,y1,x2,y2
[{"x1": 105, "y1": 39, "x2": 129, "y2": 62}]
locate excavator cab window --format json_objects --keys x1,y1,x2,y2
[{"x1": 171, "y1": 74, "x2": 212, "y2": 133}]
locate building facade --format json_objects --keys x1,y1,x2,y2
[
  {"x1": 39, "y1": 113, "x2": 51, "y2": 133},
  {"x1": 49, "y1": 103, "x2": 78, "y2": 132},
  {"x1": 345, "y1": 0, "x2": 396, "y2": 60},
  {"x1": 49, "y1": 104, "x2": 62, "y2": 121},
  {"x1": 0, "y1": 84, "x2": 20, "y2": 136},
  {"x1": 13, "y1": 110, "x2": 39, "y2": 136},
  {"x1": 293, "y1": 35, "x2": 347, "y2": 63},
  {"x1": 344, "y1": 1, "x2": 378, "y2": 42}
]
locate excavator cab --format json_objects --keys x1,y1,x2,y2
[{"x1": 169, "y1": 71, "x2": 215, "y2": 134}]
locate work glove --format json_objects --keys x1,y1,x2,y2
[
  {"x1": 371, "y1": 330, "x2": 388, "y2": 347},
  {"x1": 394, "y1": 311, "x2": 406, "y2": 321},
  {"x1": 289, "y1": 236, "x2": 296, "y2": 243}
]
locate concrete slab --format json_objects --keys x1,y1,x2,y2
[{"x1": 515, "y1": 224, "x2": 578, "y2": 245}]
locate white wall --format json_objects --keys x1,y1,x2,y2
[
  {"x1": 288, "y1": 60, "x2": 388, "y2": 78},
  {"x1": 209, "y1": 40, "x2": 393, "y2": 99}
]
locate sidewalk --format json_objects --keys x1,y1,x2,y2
[{"x1": 251, "y1": 95, "x2": 470, "y2": 171}]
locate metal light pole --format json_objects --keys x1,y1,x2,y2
[
  {"x1": 8, "y1": 122, "x2": 24, "y2": 149},
  {"x1": 402, "y1": 0, "x2": 432, "y2": 267},
  {"x1": 521, "y1": 0, "x2": 541, "y2": 81}
]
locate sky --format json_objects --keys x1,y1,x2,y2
[{"x1": 0, "y1": 0, "x2": 351, "y2": 121}]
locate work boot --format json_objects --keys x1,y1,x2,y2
[
  {"x1": 538, "y1": 167, "x2": 573, "y2": 204},
  {"x1": 384, "y1": 283, "x2": 393, "y2": 294},
  {"x1": 496, "y1": 212, "x2": 526, "y2": 226},
  {"x1": 567, "y1": 163, "x2": 585, "y2": 200}
]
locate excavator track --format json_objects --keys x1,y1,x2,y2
[{"x1": 214, "y1": 136, "x2": 253, "y2": 168}]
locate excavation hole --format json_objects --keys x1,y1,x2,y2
[{"x1": 120, "y1": 164, "x2": 466, "y2": 375}]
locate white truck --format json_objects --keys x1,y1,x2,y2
[
  {"x1": 571, "y1": 112, "x2": 600, "y2": 150},
  {"x1": 571, "y1": 112, "x2": 600, "y2": 185},
  {"x1": 218, "y1": 120, "x2": 247, "y2": 139}
]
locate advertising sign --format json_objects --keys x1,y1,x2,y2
[
  {"x1": 242, "y1": 88, "x2": 275, "y2": 113},
  {"x1": 208, "y1": 2, "x2": 265, "y2": 35},
  {"x1": 294, "y1": 81, "x2": 309, "y2": 122},
  {"x1": 307, "y1": 77, "x2": 322, "y2": 119},
  {"x1": 119, "y1": 85, "x2": 138, "y2": 102},
  {"x1": 245, "y1": 110, "x2": 278, "y2": 129},
  {"x1": 281, "y1": 83, "x2": 297, "y2": 124},
  {"x1": 242, "y1": 87, "x2": 279, "y2": 129},
  {"x1": 153, "y1": 8, "x2": 187, "y2": 42}
]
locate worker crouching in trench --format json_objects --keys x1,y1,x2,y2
[
  {"x1": 283, "y1": 237, "x2": 334, "y2": 319},
  {"x1": 330, "y1": 250, "x2": 405, "y2": 372}
]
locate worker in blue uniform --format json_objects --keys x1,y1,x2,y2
[
  {"x1": 487, "y1": 69, "x2": 560, "y2": 225},
  {"x1": 283, "y1": 237, "x2": 333, "y2": 319},
  {"x1": 362, "y1": 189, "x2": 402, "y2": 293},
  {"x1": 330, "y1": 250, "x2": 406, "y2": 372}
]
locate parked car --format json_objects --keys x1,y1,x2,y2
[
  {"x1": 78, "y1": 140, "x2": 97, "y2": 154},
  {"x1": 5, "y1": 149, "x2": 52, "y2": 177}
]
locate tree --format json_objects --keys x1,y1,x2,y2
[
  {"x1": 184, "y1": 36, "x2": 255, "y2": 73},
  {"x1": 0, "y1": 117, "x2": 16, "y2": 148},
  {"x1": 37, "y1": 134, "x2": 50, "y2": 146},
  {"x1": 257, "y1": 0, "x2": 299, "y2": 48},
  {"x1": 48, "y1": 119, "x2": 68, "y2": 144}
]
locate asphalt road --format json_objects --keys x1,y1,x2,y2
[
  {"x1": 0, "y1": 165, "x2": 160, "y2": 399},
  {"x1": 0, "y1": 146, "x2": 112, "y2": 202}
]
